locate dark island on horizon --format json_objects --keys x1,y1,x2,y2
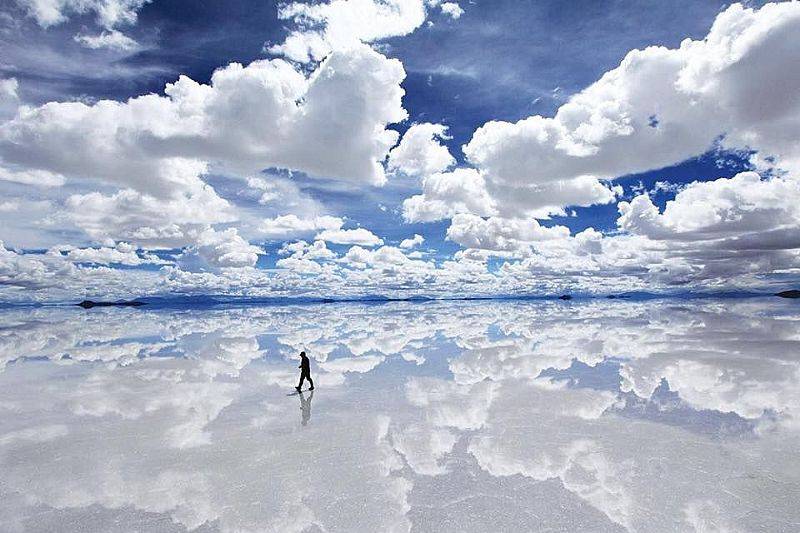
[
  {"x1": 77, "y1": 300, "x2": 147, "y2": 309},
  {"x1": 776, "y1": 290, "x2": 800, "y2": 298}
]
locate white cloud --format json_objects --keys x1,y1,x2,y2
[
  {"x1": 279, "y1": 240, "x2": 337, "y2": 262},
  {"x1": 387, "y1": 122, "x2": 455, "y2": 177},
  {"x1": 74, "y1": 30, "x2": 140, "y2": 51},
  {"x1": 0, "y1": 41, "x2": 408, "y2": 261},
  {"x1": 315, "y1": 227, "x2": 384, "y2": 247},
  {"x1": 14, "y1": 0, "x2": 151, "y2": 29},
  {"x1": 484, "y1": 176, "x2": 621, "y2": 219},
  {"x1": 275, "y1": 241, "x2": 337, "y2": 278},
  {"x1": 0, "y1": 167, "x2": 65, "y2": 187},
  {"x1": 267, "y1": 0, "x2": 428, "y2": 63},
  {"x1": 402, "y1": 168, "x2": 497, "y2": 222},
  {"x1": 65, "y1": 184, "x2": 236, "y2": 249},
  {"x1": 457, "y1": 2, "x2": 800, "y2": 215},
  {"x1": 0, "y1": 240, "x2": 162, "y2": 299},
  {"x1": 339, "y1": 245, "x2": 435, "y2": 278},
  {"x1": 618, "y1": 172, "x2": 800, "y2": 241},
  {"x1": 446, "y1": 214, "x2": 570, "y2": 253},
  {"x1": 246, "y1": 175, "x2": 324, "y2": 213},
  {"x1": 439, "y1": 2, "x2": 463, "y2": 19},
  {"x1": 275, "y1": 256, "x2": 325, "y2": 275},
  {"x1": 62, "y1": 242, "x2": 164, "y2": 266},
  {"x1": 615, "y1": 171, "x2": 800, "y2": 283},
  {"x1": 259, "y1": 215, "x2": 344, "y2": 240},
  {"x1": 179, "y1": 227, "x2": 263, "y2": 270},
  {"x1": 399, "y1": 234, "x2": 424, "y2": 249},
  {"x1": 0, "y1": 241, "x2": 75, "y2": 290},
  {"x1": 1, "y1": 45, "x2": 406, "y2": 192}
]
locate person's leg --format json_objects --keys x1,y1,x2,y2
[
  {"x1": 308, "y1": 375, "x2": 314, "y2": 390},
  {"x1": 297, "y1": 373, "x2": 305, "y2": 390}
]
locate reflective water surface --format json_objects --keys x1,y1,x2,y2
[{"x1": 1, "y1": 298, "x2": 799, "y2": 532}]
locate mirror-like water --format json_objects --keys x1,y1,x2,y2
[{"x1": 1, "y1": 298, "x2": 799, "y2": 532}]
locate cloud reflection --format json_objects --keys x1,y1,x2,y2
[{"x1": 0, "y1": 298, "x2": 799, "y2": 531}]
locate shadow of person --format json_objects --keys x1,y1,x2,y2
[{"x1": 299, "y1": 389, "x2": 314, "y2": 426}]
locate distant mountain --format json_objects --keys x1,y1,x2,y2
[{"x1": 775, "y1": 290, "x2": 800, "y2": 298}]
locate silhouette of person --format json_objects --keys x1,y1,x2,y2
[
  {"x1": 296, "y1": 350, "x2": 314, "y2": 392},
  {"x1": 299, "y1": 390, "x2": 313, "y2": 426}
]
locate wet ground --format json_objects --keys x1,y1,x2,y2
[{"x1": 1, "y1": 298, "x2": 799, "y2": 532}]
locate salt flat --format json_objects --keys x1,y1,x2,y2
[{"x1": 0, "y1": 298, "x2": 799, "y2": 532}]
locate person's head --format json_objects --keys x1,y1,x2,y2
[{"x1": 300, "y1": 351, "x2": 306, "y2": 357}]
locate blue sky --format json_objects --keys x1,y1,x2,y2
[{"x1": 0, "y1": 0, "x2": 798, "y2": 300}]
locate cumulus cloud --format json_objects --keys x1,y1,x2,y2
[
  {"x1": 179, "y1": 227, "x2": 263, "y2": 270},
  {"x1": 337, "y1": 246, "x2": 442, "y2": 291},
  {"x1": 65, "y1": 184, "x2": 235, "y2": 249},
  {"x1": 388, "y1": 2, "x2": 800, "y2": 292},
  {"x1": 403, "y1": 168, "x2": 620, "y2": 222},
  {"x1": 315, "y1": 227, "x2": 384, "y2": 247},
  {"x1": 267, "y1": 0, "x2": 429, "y2": 63},
  {"x1": 399, "y1": 234, "x2": 424, "y2": 249},
  {"x1": 279, "y1": 240, "x2": 337, "y2": 261},
  {"x1": 0, "y1": 241, "x2": 75, "y2": 290},
  {"x1": 402, "y1": 168, "x2": 497, "y2": 222},
  {"x1": 61, "y1": 242, "x2": 164, "y2": 266},
  {"x1": 398, "y1": 1, "x2": 800, "y2": 223},
  {"x1": 618, "y1": 172, "x2": 800, "y2": 242},
  {"x1": 0, "y1": 45, "x2": 406, "y2": 192},
  {"x1": 615, "y1": 171, "x2": 800, "y2": 282},
  {"x1": 259, "y1": 215, "x2": 344, "y2": 240},
  {"x1": 0, "y1": 42, "x2": 408, "y2": 266},
  {"x1": 0, "y1": 240, "x2": 161, "y2": 299},
  {"x1": 446, "y1": 214, "x2": 570, "y2": 253},
  {"x1": 439, "y1": 2, "x2": 463, "y2": 19},
  {"x1": 461, "y1": 2, "x2": 800, "y2": 206},
  {"x1": 387, "y1": 122, "x2": 455, "y2": 177},
  {"x1": 274, "y1": 239, "x2": 337, "y2": 274}
]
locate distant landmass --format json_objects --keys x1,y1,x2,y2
[
  {"x1": 77, "y1": 300, "x2": 147, "y2": 309},
  {"x1": 52, "y1": 290, "x2": 797, "y2": 309},
  {"x1": 775, "y1": 290, "x2": 800, "y2": 298}
]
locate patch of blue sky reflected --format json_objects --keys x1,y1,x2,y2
[{"x1": 1, "y1": 298, "x2": 799, "y2": 531}]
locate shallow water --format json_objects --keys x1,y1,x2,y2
[{"x1": 1, "y1": 298, "x2": 799, "y2": 532}]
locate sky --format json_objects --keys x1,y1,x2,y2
[{"x1": 1, "y1": 0, "x2": 799, "y2": 301}]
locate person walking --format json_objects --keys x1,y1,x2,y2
[{"x1": 296, "y1": 351, "x2": 314, "y2": 392}]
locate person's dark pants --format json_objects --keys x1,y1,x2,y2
[{"x1": 298, "y1": 371, "x2": 313, "y2": 389}]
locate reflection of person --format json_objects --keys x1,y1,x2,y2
[
  {"x1": 296, "y1": 351, "x2": 314, "y2": 392},
  {"x1": 299, "y1": 390, "x2": 313, "y2": 426}
]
